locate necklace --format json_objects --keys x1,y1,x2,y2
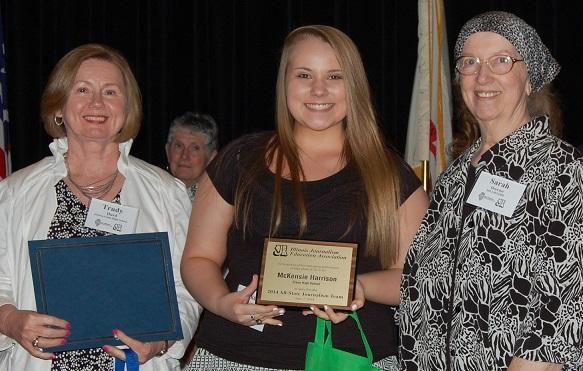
[
  {"x1": 64, "y1": 152, "x2": 119, "y2": 200},
  {"x1": 297, "y1": 147, "x2": 344, "y2": 177}
]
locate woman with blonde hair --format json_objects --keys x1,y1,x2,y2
[
  {"x1": 0, "y1": 43, "x2": 200, "y2": 370},
  {"x1": 181, "y1": 25, "x2": 427, "y2": 370}
]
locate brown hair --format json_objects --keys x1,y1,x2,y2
[
  {"x1": 450, "y1": 82, "x2": 562, "y2": 159},
  {"x1": 234, "y1": 25, "x2": 402, "y2": 268},
  {"x1": 41, "y1": 43, "x2": 142, "y2": 141}
]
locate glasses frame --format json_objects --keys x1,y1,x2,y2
[{"x1": 455, "y1": 55, "x2": 524, "y2": 76}]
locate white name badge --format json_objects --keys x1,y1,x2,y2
[
  {"x1": 466, "y1": 172, "x2": 526, "y2": 217},
  {"x1": 85, "y1": 199, "x2": 139, "y2": 235}
]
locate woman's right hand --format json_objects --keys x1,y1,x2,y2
[
  {"x1": 216, "y1": 275, "x2": 285, "y2": 327},
  {"x1": 0, "y1": 305, "x2": 70, "y2": 360}
]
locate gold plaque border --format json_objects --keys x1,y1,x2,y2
[{"x1": 257, "y1": 238, "x2": 357, "y2": 310}]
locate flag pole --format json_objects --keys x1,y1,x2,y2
[
  {"x1": 422, "y1": 160, "x2": 431, "y2": 192},
  {"x1": 405, "y1": 0, "x2": 453, "y2": 189}
]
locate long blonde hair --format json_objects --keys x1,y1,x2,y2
[{"x1": 235, "y1": 25, "x2": 402, "y2": 268}]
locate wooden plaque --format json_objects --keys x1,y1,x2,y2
[{"x1": 257, "y1": 238, "x2": 357, "y2": 310}]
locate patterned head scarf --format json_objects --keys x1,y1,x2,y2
[{"x1": 454, "y1": 11, "x2": 560, "y2": 92}]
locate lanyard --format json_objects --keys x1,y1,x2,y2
[{"x1": 114, "y1": 348, "x2": 139, "y2": 371}]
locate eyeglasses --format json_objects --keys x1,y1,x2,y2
[{"x1": 455, "y1": 55, "x2": 524, "y2": 76}]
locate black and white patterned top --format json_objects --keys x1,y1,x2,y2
[
  {"x1": 48, "y1": 180, "x2": 118, "y2": 371},
  {"x1": 186, "y1": 183, "x2": 198, "y2": 202},
  {"x1": 400, "y1": 116, "x2": 583, "y2": 370}
]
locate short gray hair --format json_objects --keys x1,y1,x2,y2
[{"x1": 166, "y1": 111, "x2": 219, "y2": 152}]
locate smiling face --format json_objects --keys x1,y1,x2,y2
[
  {"x1": 460, "y1": 32, "x2": 531, "y2": 131},
  {"x1": 166, "y1": 128, "x2": 216, "y2": 187},
  {"x1": 285, "y1": 37, "x2": 347, "y2": 134},
  {"x1": 59, "y1": 58, "x2": 127, "y2": 146}
]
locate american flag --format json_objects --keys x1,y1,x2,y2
[{"x1": 0, "y1": 13, "x2": 11, "y2": 180}]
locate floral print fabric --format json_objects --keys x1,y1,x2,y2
[
  {"x1": 48, "y1": 180, "x2": 118, "y2": 371},
  {"x1": 400, "y1": 116, "x2": 583, "y2": 370}
]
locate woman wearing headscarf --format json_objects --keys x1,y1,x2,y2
[
  {"x1": 0, "y1": 44, "x2": 201, "y2": 371},
  {"x1": 400, "y1": 11, "x2": 583, "y2": 370}
]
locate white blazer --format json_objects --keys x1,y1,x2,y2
[{"x1": 0, "y1": 138, "x2": 201, "y2": 371}]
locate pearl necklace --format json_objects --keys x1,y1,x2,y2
[{"x1": 64, "y1": 153, "x2": 119, "y2": 200}]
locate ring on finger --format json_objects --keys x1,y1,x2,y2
[
  {"x1": 255, "y1": 318, "x2": 263, "y2": 325},
  {"x1": 32, "y1": 336, "x2": 40, "y2": 348},
  {"x1": 250, "y1": 314, "x2": 256, "y2": 320}
]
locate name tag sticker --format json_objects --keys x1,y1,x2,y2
[
  {"x1": 466, "y1": 172, "x2": 526, "y2": 217},
  {"x1": 85, "y1": 199, "x2": 139, "y2": 235}
]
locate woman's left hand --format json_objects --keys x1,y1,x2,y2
[
  {"x1": 302, "y1": 277, "x2": 365, "y2": 324},
  {"x1": 101, "y1": 329, "x2": 173, "y2": 364}
]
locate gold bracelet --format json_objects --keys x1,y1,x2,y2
[{"x1": 157, "y1": 340, "x2": 169, "y2": 357}]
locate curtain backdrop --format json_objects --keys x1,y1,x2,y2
[{"x1": 1, "y1": 0, "x2": 581, "y2": 171}]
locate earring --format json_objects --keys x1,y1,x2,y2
[{"x1": 54, "y1": 116, "x2": 64, "y2": 126}]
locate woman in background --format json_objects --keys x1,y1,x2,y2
[{"x1": 165, "y1": 111, "x2": 218, "y2": 201}]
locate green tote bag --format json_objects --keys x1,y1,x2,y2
[{"x1": 305, "y1": 311, "x2": 380, "y2": 371}]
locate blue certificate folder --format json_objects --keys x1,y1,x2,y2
[{"x1": 28, "y1": 232, "x2": 183, "y2": 352}]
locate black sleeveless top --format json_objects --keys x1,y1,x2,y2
[{"x1": 196, "y1": 133, "x2": 421, "y2": 369}]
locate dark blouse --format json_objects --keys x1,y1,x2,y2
[
  {"x1": 48, "y1": 180, "x2": 119, "y2": 371},
  {"x1": 400, "y1": 117, "x2": 583, "y2": 370},
  {"x1": 195, "y1": 132, "x2": 421, "y2": 369}
]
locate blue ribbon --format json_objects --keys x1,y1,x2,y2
[{"x1": 114, "y1": 348, "x2": 139, "y2": 371}]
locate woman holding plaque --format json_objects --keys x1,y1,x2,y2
[
  {"x1": 0, "y1": 44, "x2": 201, "y2": 370},
  {"x1": 181, "y1": 25, "x2": 427, "y2": 370}
]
